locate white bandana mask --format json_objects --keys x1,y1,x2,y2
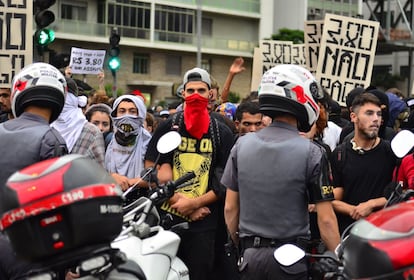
[{"x1": 113, "y1": 114, "x2": 144, "y2": 137}]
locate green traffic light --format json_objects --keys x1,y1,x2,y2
[
  {"x1": 108, "y1": 56, "x2": 121, "y2": 71},
  {"x1": 35, "y1": 28, "x2": 55, "y2": 46}
]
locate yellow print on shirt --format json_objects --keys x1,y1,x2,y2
[{"x1": 159, "y1": 137, "x2": 213, "y2": 221}]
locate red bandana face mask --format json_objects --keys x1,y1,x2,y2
[{"x1": 184, "y1": 93, "x2": 210, "y2": 139}]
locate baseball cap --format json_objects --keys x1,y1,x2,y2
[{"x1": 183, "y1": 67, "x2": 211, "y2": 89}]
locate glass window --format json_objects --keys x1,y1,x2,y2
[
  {"x1": 107, "y1": 1, "x2": 151, "y2": 29},
  {"x1": 155, "y1": 5, "x2": 194, "y2": 34},
  {"x1": 133, "y1": 54, "x2": 149, "y2": 74},
  {"x1": 166, "y1": 55, "x2": 181, "y2": 76},
  {"x1": 61, "y1": 1, "x2": 87, "y2": 21}
]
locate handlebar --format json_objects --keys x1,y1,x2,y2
[
  {"x1": 149, "y1": 171, "x2": 196, "y2": 203},
  {"x1": 172, "y1": 171, "x2": 196, "y2": 188},
  {"x1": 384, "y1": 183, "x2": 414, "y2": 208},
  {"x1": 121, "y1": 171, "x2": 196, "y2": 236}
]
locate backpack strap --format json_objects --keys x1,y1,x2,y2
[
  {"x1": 209, "y1": 115, "x2": 220, "y2": 165},
  {"x1": 171, "y1": 111, "x2": 182, "y2": 130},
  {"x1": 49, "y1": 128, "x2": 69, "y2": 157},
  {"x1": 336, "y1": 141, "x2": 347, "y2": 172}
]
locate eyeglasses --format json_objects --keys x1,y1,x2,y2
[{"x1": 0, "y1": 93, "x2": 10, "y2": 98}]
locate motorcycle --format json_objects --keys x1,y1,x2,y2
[
  {"x1": 274, "y1": 129, "x2": 414, "y2": 280},
  {"x1": 111, "y1": 130, "x2": 194, "y2": 280},
  {"x1": 6, "y1": 131, "x2": 192, "y2": 280}
]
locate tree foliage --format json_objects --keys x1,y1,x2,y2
[
  {"x1": 371, "y1": 72, "x2": 403, "y2": 90},
  {"x1": 104, "y1": 83, "x2": 124, "y2": 97},
  {"x1": 228, "y1": 91, "x2": 241, "y2": 103},
  {"x1": 271, "y1": 28, "x2": 304, "y2": 44}
]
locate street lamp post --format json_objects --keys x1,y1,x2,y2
[{"x1": 196, "y1": 0, "x2": 202, "y2": 68}]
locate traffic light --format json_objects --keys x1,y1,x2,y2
[
  {"x1": 34, "y1": 0, "x2": 56, "y2": 54},
  {"x1": 108, "y1": 29, "x2": 121, "y2": 73},
  {"x1": 34, "y1": 29, "x2": 55, "y2": 46}
]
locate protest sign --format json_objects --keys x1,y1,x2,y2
[
  {"x1": 316, "y1": 14, "x2": 379, "y2": 105},
  {"x1": 251, "y1": 40, "x2": 293, "y2": 91},
  {"x1": 261, "y1": 40, "x2": 293, "y2": 71},
  {"x1": 292, "y1": 44, "x2": 306, "y2": 67},
  {"x1": 70, "y1": 47, "x2": 106, "y2": 75},
  {"x1": 250, "y1": 47, "x2": 262, "y2": 92},
  {"x1": 304, "y1": 20, "x2": 324, "y2": 75},
  {"x1": 0, "y1": 1, "x2": 32, "y2": 87}
]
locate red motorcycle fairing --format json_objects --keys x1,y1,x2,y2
[{"x1": 343, "y1": 201, "x2": 414, "y2": 279}]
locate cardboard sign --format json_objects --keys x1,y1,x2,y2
[
  {"x1": 292, "y1": 44, "x2": 306, "y2": 67},
  {"x1": 304, "y1": 20, "x2": 324, "y2": 75},
  {"x1": 70, "y1": 47, "x2": 106, "y2": 75},
  {"x1": 261, "y1": 40, "x2": 293, "y2": 71},
  {"x1": 250, "y1": 47, "x2": 262, "y2": 92},
  {"x1": 0, "y1": 1, "x2": 33, "y2": 87},
  {"x1": 250, "y1": 40, "x2": 293, "y2": 92},
  {"x1": 316, "y1": 14, "x2": 379, "y2": 106}
]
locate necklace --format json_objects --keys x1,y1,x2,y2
[{"x1": 351, "y1": 137, "x2": 378, "y2": 154}]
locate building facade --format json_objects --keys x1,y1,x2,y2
[{"x1": 45, "y1": 0, "x2": 261, "y2": 106}]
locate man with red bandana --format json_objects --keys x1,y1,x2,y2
[{"x1": 145, "y1": 67, "x2": 234, "y2": 280}]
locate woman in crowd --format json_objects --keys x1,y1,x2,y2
[{"x1": 85, "y1": 103, "x2": 113, "y2": 149}]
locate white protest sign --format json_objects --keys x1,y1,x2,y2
[
  {"x1": 316, "y1": 14, "x2": 379, "y2": 106},
  {"x1": 304, "y1": 20, "x2": 324, "y2": 75},
  {"x1": 70, "y1": 47, "x2": 106, "y2": 75},
  {"x1": 250, "y1": 47, "x2": 263, "y2": 92},
  {"x1": 260, "y1": 40, "x2": 293, "y2": 71},
  {"x1": 0, "y1": 2, "x2": 32, "y2": 87},
  {"x1": 292, "y1": 44, "x2": 306, "y2": 67},
  {"x1": 250, "y1": 41, "x2": 293, "y2": 92}
]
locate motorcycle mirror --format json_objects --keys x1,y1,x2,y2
[
  {"x1": 391, "y1": 129, "x2": 414, "y2": 158},
  {"x1": 157, "y1": 131, "x2": 181, "y2": 154},
  {"x1": 273, "y1": 244, "x2": 305, "y2": 266}
]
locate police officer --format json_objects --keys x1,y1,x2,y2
[
  {"x1": 221, "y1": 64, "x2": 340, "y2": 280},
  {"x1": 0, "y1": 62, "x2": 68, "y2": 279}
]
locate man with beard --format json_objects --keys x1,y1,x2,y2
[
  {"x1": 105, "y1": 94, "x2": 152, "y2": 191},
  {"x1": 144, "y1": 67, "x2": 233, "y2": 280},
  {"x1": 330, "y1": 92, "x2": 397, "y2": 234},
  {"x1": 0, "y1": 87, "x2": 13, "y2": 122}
]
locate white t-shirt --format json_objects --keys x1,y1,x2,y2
[{"x1": 323, "y1": 121, "x2": 342, "y2": 152}]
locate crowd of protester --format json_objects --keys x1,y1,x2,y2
[{"x1": 0, "y1": 57, "x2": 413, "y2": 280}]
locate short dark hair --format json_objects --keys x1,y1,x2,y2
[
  {"x1": 351, "y1": 92, "x2": 381, "y2": 113},
  {"x1": 235, "y1": 100, "x2": 261, "y2": 121}
]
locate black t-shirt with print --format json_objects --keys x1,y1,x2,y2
[{"x1": 145, "y1": 112, "x2": 234, "y2": 232}]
